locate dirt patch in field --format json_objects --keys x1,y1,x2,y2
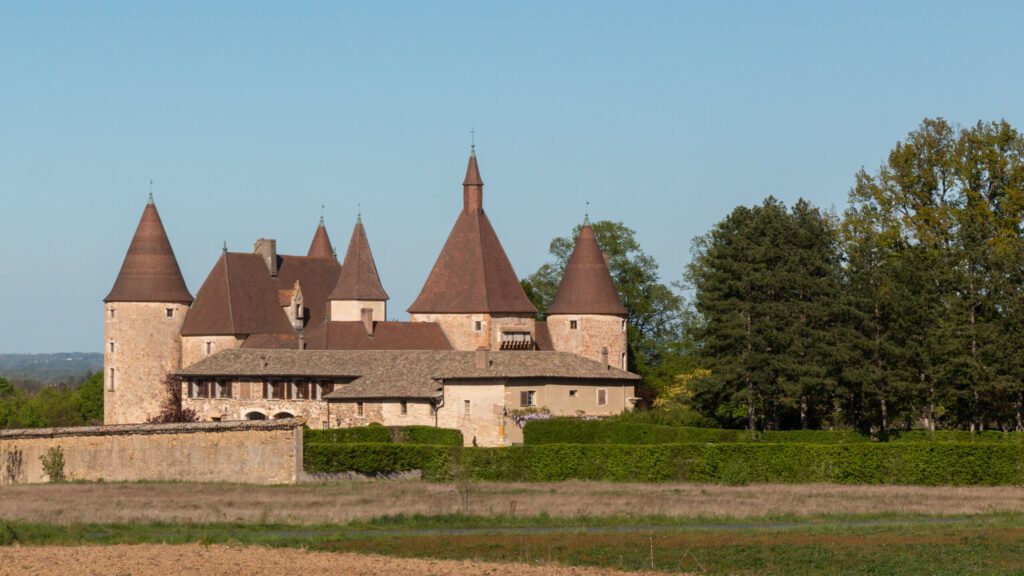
[
  {"x1": 2, "y1": 481, "x2": 1024, "y2": 525},
  {"x1": 0, "y1": 544, "x2": 665, "y2": 576}
]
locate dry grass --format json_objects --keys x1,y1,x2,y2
[
  {"x1": 3, "y1": 481, "x2": 1024, "y2": 524},
  {"x1": 0, "y1": 544, "x2": 666, "y2": 576}
]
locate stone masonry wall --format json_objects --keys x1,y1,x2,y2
[
  {"x1": 0, "y1": 419, "x2": 303, "y2": 485},
  {"x1": 104, "y1": 302, "x2": 188, "y2": 425},
  {"x1": 181, "y1": 335, "x2": 245, "y2": 369},
  {"x1": 184, "y1": 380, "x2": 329, "y2": 427},
  {"x1": 436, "y1": 382, "x2": 506, "y2": 446},
  {"x1": 409, "y1": 313, "x2": 535, "y2": 351},
  {"x1": 330, "y1": 400, "x2": 435, "y2": 428},
  {"x1": 546, "y1": 314, "x2": 628, "y2": 369}
]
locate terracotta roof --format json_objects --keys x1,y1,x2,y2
[
  {"x1": 329, "y1": 373, "x2": 441, "y2": 400},
  {"x1": 180, "y1": 252, "x2": 295, "y2": 336},
  {"x1": 307, "y1": 220, "x2": 334, "y2": 258},
  {"x1": 329, "y1": 219, "x2": 388, "y2": 301},
  {"x1": 273, "y1": 255, "x2": 341, "y2": 331},
  {"x1": 408, "y1": 152, "x2": 537, "y2": 315},
  {"x1": 242, "y1": 333, "x2": 300, "y2": 350},
  {"x1": 105, "y1": 201, "x2": 193, "y2": 304},
  {"x1": 178, "y1": 349, "x2": 639, "y2": 399},
  {"x1": 547, "y1": 224, "x2": 627, "y2": 316},
  {"x1": 303, "y1": 321, "x2": 452, "y2": 350}
]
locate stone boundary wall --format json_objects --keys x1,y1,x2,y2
[{"x1": 0, "y1": 419, "x2": 304, "y2": 485}]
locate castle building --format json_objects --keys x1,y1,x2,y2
[{"x1": 103, "y1": 150, "x2": 638, "y2": 445}]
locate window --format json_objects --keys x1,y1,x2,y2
[
  {"x1": 295, "y1": 381, "x2": 312, "y2": 400},
  {"x1": 519, "y1": 390, "x2": 536, "y2": 407},
  {"x1": 218, "y1": 381, "x2": 233, "y2": 398},
  {"x1": 205, "y1": 341, "x2": 213, "y2": 355},
  {"x1": 295, "y1": 304, "x2": 301, "y2": 317},
  {"x1": 400, "y1": 400, "x2": 408, "y2": 415},
  {"x1": 357, "y1": 402, "x2": 364, "y2": 416},
  {"x1": 109, "y1": 341, "x2": 115, "y2": 354},
  {"x1": 569, "y1": 390, "x2": 579, "y2": 398},
  {"x1": 570, "y1": 320, "x2": 578, "y2": 330},
  {"x1": 166, "y1": 308, "x2": 174, "y2": 318},
  {"x1": 319, "y1": 382, "x2": 335, "y2": 398},
  {"x1": 597, "y1": 389, "x2": 608, "y2": 406},
  {"x1": 108, "y1": 368, "x2": 115, "y2": 391},
  {"x1": 464, "y1": 399, "x2": 471, "y2": 415},
  {"x1": 621, "y1": 353, "x2": 627, "y2": 370},
  {"x1": 271, "y1": 381, "x2": 290, "y2": 400},
  {"x1": 474, "y1": 321, "x2": 482, "y2": 331},
  {"x1": 109, "y1": 308, "x2": 116, "y2": 318}
]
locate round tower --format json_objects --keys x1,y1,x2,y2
[
  {"x1": 545, "y1": 221, "x2": 629, "y2": 369},
  {"x1": 103, "y1": 195, "x2": 193, "y2": 424},
  {"x1": 329, "y1": 214, "x2": 389, "y2": 323}
]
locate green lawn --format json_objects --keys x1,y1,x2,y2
[{"x1": 4, "y1": 513, "x2": 1024, "y2": 574}]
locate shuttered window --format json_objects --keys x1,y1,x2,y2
[
  {"x1": 520, "y1": 390, "x2": 536, "y2": 407},
  {"x1": 597, "y1": 389, "x2": 608, "y2": 406}
]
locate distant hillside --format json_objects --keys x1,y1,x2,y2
[{"x1": 0, "y1": 353, "x2": 103, "y2": 384}]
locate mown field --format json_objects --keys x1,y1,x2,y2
[{"x1": 4, "y1": 482, "x2": 1024, "y2": 575}]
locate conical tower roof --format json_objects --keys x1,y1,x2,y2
[
  {"x1": 330, "y1": 217, "x2": 389, "y2": 301},
  {"x1": 105, "y1": 198, "x2": 193, "y2": 304},
  {"x1": 408, "y1": 151, "x2": 536, "y2": 315},
  {"x1": 547, "y1": 223, "x2": 627, "y2": 316},
  {"x1": 307, "y1": 217, "x2": 335, "y2": 258}
]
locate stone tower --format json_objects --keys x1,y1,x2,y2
[
  {"x1": 329, "y1": 215, "x2": 389, "y2": 323},
  {"x1": 103, "y1": 196, "x2": 193, "y2": 424},
  {"x1": 546, "y1": 220, "x2": 629, "y2": 369},
  {"x1": 408, "y1": 148, "x2": 538, "y2": 350}
]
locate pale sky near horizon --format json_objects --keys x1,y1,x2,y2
[{"x1": 2, "y1": 1, "x2": 1022, "y2": 353}]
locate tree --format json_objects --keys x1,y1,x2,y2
[
  {"x1": 147, "y1": 375, "x2": 198, "y2": 424},
  {"x1": 522, "y1": 220, "x2": 687, "y2": 396},
  {"x1": 78, "y1": 372, "x2": 104, "y2": 424}
]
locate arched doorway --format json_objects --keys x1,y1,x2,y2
[
  {"x1": 245, "y1": 411, "x2": 267, "y2": 420},
  {"x1": 273, "y1": 412, "x2": 294, "y2": 419}
]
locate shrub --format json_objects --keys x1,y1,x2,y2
[
  {"x1": 304, "y1": 426, "x2": 462, "y2": 446},
  {"x1": 523, "y1": 419, "x2": 746, "y2": 445},
  {"x1": 304, "y1": 443, "x2": 458, "y2": 480},
  {"x1": 39, "y1": 446, "x2": 65, "y2": 483}
]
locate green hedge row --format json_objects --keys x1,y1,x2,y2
[
  {"x1": 522, "y1": 419, "x2": 1024, "y2": 445},
  {"x1": 304, "y1": 425, "x2": 463, "y2": 446},
  {"x1": 304, "y1": 442, "x2": 1024, "y2": 485}
]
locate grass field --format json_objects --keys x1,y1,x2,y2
[{"x1": 4, "y1": 482, "x2": 1024, "y2": 574}]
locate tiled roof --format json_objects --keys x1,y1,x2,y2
[
  {"x1": 303, "y1": 321, "x2": 452, "y2": 351},
  {"x1": 307, "y1": 221, "x2": 334, "y2": 258},
  {"x1": 180, "y1": 252, "x2": 295, "y2": 336},
  {"x1": 241, "y1": 332, "x2": 301, "y2": 350},
  {"x1": 274, "y1": 255, "x2": 340, "y2": 331},
  {"x1": 408, "y1": 152, "x2": 537, "y2": 315},
  {"x1": 533, "y1": 320, "x2": 555, "y2": 351},
  {"x1": 105, "y1": 201, "x2": 193, "y2": 304},
  {"x1": 547, "y1": 223, "x2": 627, "y2": 316},
  {"x1": 178, "y1": 349, "x2": 639, "y2": 399},
  {"x1": 329, "y1": 219, "x2": 388, "y2": 301}
]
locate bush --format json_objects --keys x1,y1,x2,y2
[
  {"x1": 523, "y1": 419, "x2": 747, "y2": 445},
  {"x1": 304, "y1": 441, "x2": 1024, "y2": 485},
  {"x1": 39, "y1": 446, "x2": 65, "y2": 483},
  {"x1": 304, "y1": 425, "x2": 463, "y2": 446}
]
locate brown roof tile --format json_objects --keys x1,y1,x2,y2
[
  {"x1": 178, "y1": 348, "x2": 639, "y2": 399},
  {"x1": 329, "y1": 219, "x2": 388, "y2": 301},
  {"x1": 273, "y1": 255, "x2": 341, "y2": 331},
  {"x1": 303, "y1": 321, "x2": 452, "y2": 351},
  {"x1": 533, "y1": 320, "x2": 555, "y2": 351},
  {"x1": 105, "y1": 200, "x2": 193, "y2": 304},
  {"x1": 242, "y1": 332, "x2": 301, "y2": 350},
  {"x1": 180, "y1": 253, "x2": 295, "y2": 336},
  {"x1": 408, "y1": 152, "x2": 536, "y2": 315},
  {"x1": 547, "y1": 224, "x2": 627, "y2": 316},
  {"x1": 307, "y1": 220, "x2": 334, "y2": 258}
]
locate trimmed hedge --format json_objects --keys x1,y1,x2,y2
[
  {"x1": 304, "y1": 425, "x2": 463, "y2": 446},
  {"x1": 303, "y1": 442, "x2": 1024, "y2": 485},
  {"x1": 523, "y1": 418, "x2": 1024, "y2": 445}
]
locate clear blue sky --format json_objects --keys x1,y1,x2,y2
[{"x1": 2, "y1": 1, "x2": 1022, "y2": 353}]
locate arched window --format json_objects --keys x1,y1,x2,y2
[
  {"x1": 245, "y1": 411, "x2": 267, "y2": 420},
  {"x1": 273, "y1": 412, "x2": 294, "y2": 419}
]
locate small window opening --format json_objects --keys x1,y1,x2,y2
[
  {"x1": 109, "y1": 341, "x2": 115, "y2": 354},
  {"x1": 520, "y1": 390, "x2": 536, "y2": 407},
  {"x1": 464, "y1": 399, "x2": 471, "y2": 415},
  {"x1": 205, "y1": 341, "x2": 213, "y2": 355},
  {"x1": 400, "y1": 400, "x2": 408, "y2": 415},
  {"x1": 357, "y1": 401, "x2": 364, "y2": 416},
  {"x1": 570, "y1": 320, "x2": 578, "y2": 330},
  {"x1": 621, "y1": 353, "x2": 627, "y2": 370},
  {"x1": 597, "y1": 389, "x2": 608, "y2": 406},
  {"x1": 474, "y1": 321, "x2": 482, "y2": 331},
  {"x1": 109, "y1": 308, "x2": 116, "y2": 318},
  {"x1": 166, "y1": 308, "x2": 174, "y2": 318},
  {"x1": 108, "y1": 368, "x2": 115, "y2": 391},
  {"x1": 569, "y1": 389, "x2": 579, "y2": 398}
]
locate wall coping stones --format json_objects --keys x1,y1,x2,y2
[{"x1": 0, "y1": 418, "x2": 306, "y2": 440}]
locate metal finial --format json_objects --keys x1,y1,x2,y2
[
  {"x1": 147, "y1": 180, "x2": 154, "y2": 205},
  {"x1": 357, "y1": 203, "x2": 362, "y2": 224},
  {"x1": 319, "y1": 203, "x2": 325, "y2": 226},
  {"x1": 584, "y1": 200, "x2": 591, "y2": 225},
  {"x1": 470, "y1": 128, "x2": 476, "y2": 156},
  {"x1": 222, "y1": 241, "x2": 228, "y2": 254},
  {"x1": 332, "y1": 247, "x2": 337, "y2": 259}
]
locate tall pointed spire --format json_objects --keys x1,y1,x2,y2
[
  {"x1": 547, "y1": 222, "x2": 627, "y2": 316},
  {"x1": 105, "y1": 198, "x2": 193, "y2": 304},
  {"x1": 329, "y1": 217, "x2": 388, "y2": 301},
  {"x1": 463, "y1": 147, "x2": 483, "y2": 213},
  {"x1": 307, "y1": 213, "x2": 334, "y2": 258},
  {"x1": 410, "y1": 150, "x2": 536, "y2": 315}
]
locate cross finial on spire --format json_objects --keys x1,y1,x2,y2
[
  {"x1": 357, "y1": 203, "x2": 362, "y2": 224},
  {"x1": 319, "y1": 203, "x2": 325, "y2": 226},
  {"x1": 222, "y1": 241, "x2": 228, "y2": 254},
  {"x1": 584, "y1": 200, "x2": 591, "y2": 225},
  {"x1": 147, "y1": 180, "x2": 154, "y2": 205},
  {"x1": 470, "y1": 128, "x2": 476, "y2": 156}
]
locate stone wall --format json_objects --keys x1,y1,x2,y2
[
  {"x1": 546, "y1": 314, "x2": 628, "y2": 369},
  {"x1": 330, "y1": 400, "x2": 435, "y2": 428},
  {"x1": 436, "y1": 382, "x2": 506, "y2": 446},
  {"x1": 0, "y1": 419, "x2": 303, "y2": 485},
  {"x1": 410, "y1": 312, "x2": 535, "y2": 351},
  {"x1": 330, "y1": 299, "x2": 386, "y2": 323},
  {"x1": 104, "y1": 301, "x2": 189, "y2": 425},
  {"x1": 184, "y1": 380, "x2": 330, "y2": 427},
  {"x1": 181, "y1": 335, "x2": 245, "y2": 369},
  {"x1": 503, "y1": 380, "x2": 636, "y2": 444}
]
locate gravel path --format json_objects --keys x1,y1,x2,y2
[{"x1": 0, "y1": 544, "x2": 666, "y2": 576}]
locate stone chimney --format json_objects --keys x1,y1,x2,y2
[
  {"x1": 475, "y1": 347, "x2": 489, "y2": 369},
  {"x1": 601, "y1": 346, "x2": 609, "y2": 368},
  {"x1": 361, "y1": 308, "x2": 375, "y2": 336},
  {"x1": 254, "y1": 238, "x2": 278, "y2": 277}
]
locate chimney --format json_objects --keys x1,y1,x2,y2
[
  {"x1": 361, "y1": 308, "x2": 374, "y2": 336},
  {"x1": 601, "y1": 346, "x2": 609, "y2": 368},
  {"x1": 475, "y1": 347, "x2": 489, "y2": 369},
  {"x1": 254, "y1": 238, "x2": 278, "y2": 277}
]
